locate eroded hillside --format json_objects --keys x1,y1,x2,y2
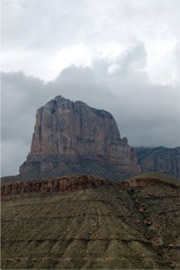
[{"x1": 1, "y1": 174, "x2": 180, "y2": 269}]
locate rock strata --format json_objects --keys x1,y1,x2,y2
[
  {"x1": 20, "y1": 96, "x2": 140, "y2": 179},
  {"x1": 2, "y1": 175, "x2": 179, "y2": 197}
]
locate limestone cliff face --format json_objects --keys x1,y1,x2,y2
[{"x1": 20, "y1": 96, "x2": 140, "y2": 179}]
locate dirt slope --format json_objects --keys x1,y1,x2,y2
[{"x1": 1, "y1": 174, "x2": 180, "y2": 269}]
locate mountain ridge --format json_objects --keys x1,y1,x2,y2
[{"x1": 135, "y1": 146, "x2": 180, "y2": 178}]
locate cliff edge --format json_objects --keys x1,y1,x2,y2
[{"x1": 20, "y1": 96, "x2": 140, "y2": 179}]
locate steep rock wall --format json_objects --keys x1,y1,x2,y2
[{"x1": 20, "y1": 96, "x2": 140, "y2": 179}]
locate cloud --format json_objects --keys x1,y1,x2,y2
[
  {"x1": 1, "y1": 0, "x2": 180, "y2": 176},
  {"x1": 1, "y1": 47, "x2": 180, "y2": 176},
  {"x1": 1, "y1": 0, "x2": 180, "y2": 83},
  {"x1": 1, "y1": 139, "x2": 29, "y2": 177}
]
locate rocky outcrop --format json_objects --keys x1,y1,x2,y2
[
  {"x1": 2, "y1": 174, "x2": 179, "y2": 197},
  {"x1": 1, "y1": 175, "x2": 110, "y2": 197},
  {"x1": 19, "y1": 96, "x2": 140, "y2": 179},
  {"x1": 136, "y1": 147, "x2": 180, "y2": 178}
]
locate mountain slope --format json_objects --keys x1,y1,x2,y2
[
  {"x1": 2, "y1": 174, "x2": 180, "y2": 269},
  {"x1": 135, "y1": 147, "x2": 180, "y2": 178}
]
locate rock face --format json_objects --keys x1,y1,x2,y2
[
  {"x1": 136, "y1": 147, "x2": 180, "y2": 178},
  {"x1": 1, "y1": 175, "x2": 178, "y2": 198},
  {"x1": 1, "y1": 175, "x2": 112, "y2": 197},
  {"x1": 20, "y1": 96, "x2": 140, "y2": 179}
]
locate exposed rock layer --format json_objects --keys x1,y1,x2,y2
[
  {"x1": 20, "y1": 96, "x2": 140, "y2": 179},
  {"x1": 1, "y1": 175, "x2": 179, "y2": 197}
]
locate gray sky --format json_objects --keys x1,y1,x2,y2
[{"x1": 1, "y1": 0, "x2": 180, "y2": 176}]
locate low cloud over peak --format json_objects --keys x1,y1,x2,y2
[
  {"x1": 1, "y1": 61, "x2": 180, "y2": 176},
  {"x1": 1, "y1": 0, "x2": 180, "y2": 176}
]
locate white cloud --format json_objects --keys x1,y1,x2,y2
[
  {"x1": 48, "y1": 44, "x2": 92, "y2": 80},
  {"x1": 1, "y1": 0, "x2": 180, "y2": 84}
]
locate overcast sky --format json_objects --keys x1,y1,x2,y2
[{"x1": 1, "y1": 0, "x2": 180, "y2": 176}]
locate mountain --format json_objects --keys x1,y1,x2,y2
[
  {"x1": 2, "y1": 173, "x2": 180, "y2": 269},
  {"x1": 135, "y1": 147, "x2": 180, "y2": 179},
  {"x1": 19, "y1": 96, "x2": 140, "y2": 180}
]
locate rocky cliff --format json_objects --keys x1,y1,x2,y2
[
  {"x1": 136, "y1": 147, "x2": 180, "y2": 179},
  {"x1": 2, "y1": 174, "x2": 179, "y2": 197},
  {"x1": 20, "y1": 96, "x2": 140, "y2": 179}
]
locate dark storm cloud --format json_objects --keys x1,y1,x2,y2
[{"x1": 1, "y1": 50, "x2": 180, "y2": 176}]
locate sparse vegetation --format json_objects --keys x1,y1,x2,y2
[
  {"x1": 128, "y1": 171, "x2": 180, "y2": 185},
  {"x1": 1, "y1": 175, "x2": 180, "y2": 269}
]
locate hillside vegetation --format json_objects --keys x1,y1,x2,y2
[
  {"x1": 1, "y1": 174, "x2": 180, "y2": 269},
  {"x1": 128, "y1": 171, "x2": 180, "y2": 185}
]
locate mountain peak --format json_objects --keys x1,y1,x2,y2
[{"x1": 19, "y1": 95, "x2": 140, "y2": 179}]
